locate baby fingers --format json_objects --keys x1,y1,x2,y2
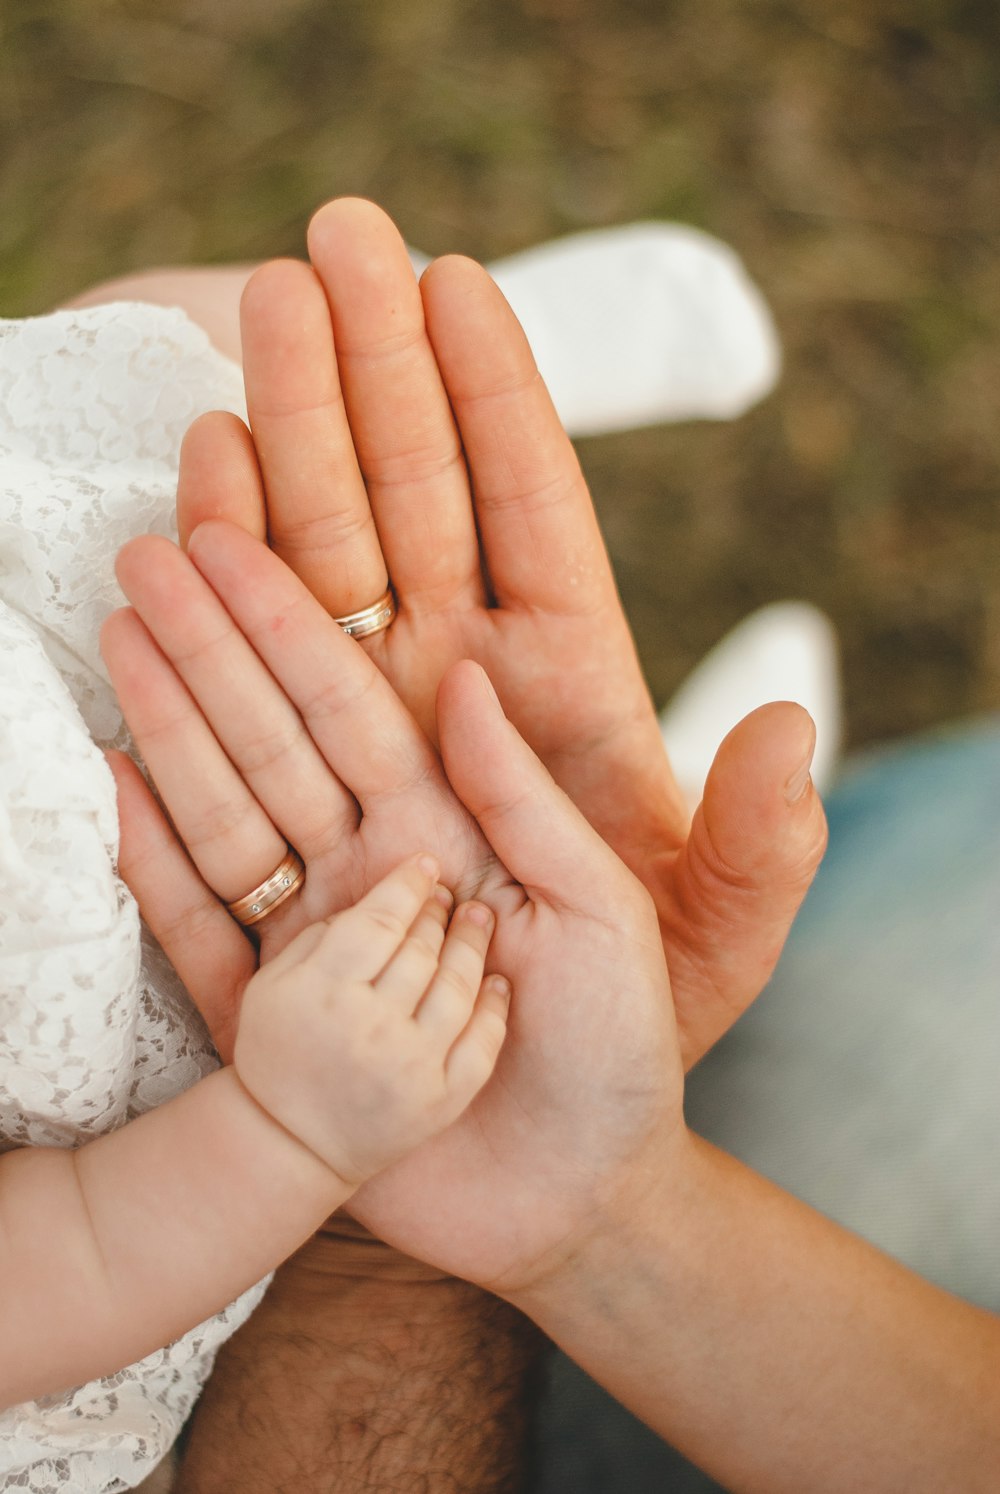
[
  {"x1": 234, "y1": 859, "x2": 510, "y2": 1186},
  {"x1": 406, "y1": 901, "x2": 496, "y2": 1043},
  {"x1": 444, "y1": 973, "x2": 512, "y2": 1102},
  {"x1": 313, "y1": 853, "x2": 444, "y2": 980}
]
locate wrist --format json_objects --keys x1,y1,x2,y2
[
  {"x1": 177, "y1": 1225, "x2": 545, "y2": 1494},
  {"x1": 226, "y1": 1060, "x2": 372, "y2": 1209},
  {"x1": 504, "y1": 1121, "x2": 709, "y2": 1331}
]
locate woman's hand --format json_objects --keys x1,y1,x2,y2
[
  {"x1": 103, "y1": 526, "x2": 686, "y2": 1294},
  {"x1": 103, "y1": 520, "x2": 507, "y2": 1060},
  {"x1": 176, "y1": 196, "x2": 827, "y2": 1070}
]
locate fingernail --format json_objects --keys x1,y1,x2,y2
[
  {"x1": 434, "y1": 884, "x2": 454, "y2": 909},
  {"x1": 463, "y1": 901, "x2": 494, "y2": 927},
  {"x1": 784, "y1": 750, "x2": 815, "y2": 805},
  {"x1": 418, "y1": 854, "x2": 440, "y2": 878},
  {"x1": 487, "y1": 974, "x2": 511, "y2": 999}
]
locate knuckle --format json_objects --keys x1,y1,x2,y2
[
  {"x1": 181, "y1": 795, "x2": 258, "y2": 853},
  {"x1": 301, "y1": 666, "x2": 379, "y2": 729},
  {"x1": 407, "y1": 930, "x2": 443, "y2": 963},
  {"x1": 237, "y1": 718, "x2": 309, "y2": 776},
  {"x1": 157, "y1": 892, "x2": 222, "y2": 948},
  {"x1": 365, "y1": 441, "x2": 464, "y2": 495},
  {"x1": 434, "y1": 965, "x2": 474, "y2": 1002},
  {"x1": 365, "y1": 906, "x2": 409, "y2": 942},
  {"x1": 274, "y1": 502, "x2": 373, "y2": 554}
]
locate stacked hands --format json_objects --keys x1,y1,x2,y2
[
  {"x1": 13, "y1": 198, "x2": 996, "y2": 1493},
  {"x1": 100, "y1": 196, "x2": 825, "y2": 1297},
  {"x1": 5, "y1": 193, "x2": 998, "y2": 1494}
]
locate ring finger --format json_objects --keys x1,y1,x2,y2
[
  {"x1": 110, "y1": 537, "x2": 360, "y2": 875},
  {"x1": 101, "y1": 607, "x2": 288, "y2": 904}
]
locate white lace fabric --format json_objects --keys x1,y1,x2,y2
[{"x1": 0, "y1": 305, "x2": 269, "y2": 1492}]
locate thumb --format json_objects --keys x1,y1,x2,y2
[
  {"x1": 666, "y1": 700, "x2": 829, "y2": 1068},
  {"x1": 436, "y1": 660, "x2": 629, "y2": 915}
]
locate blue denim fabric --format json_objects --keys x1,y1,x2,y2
[
  {"x1": 534, "y1": 716, "x2": 1000, "y2": 1493},
  {"x1": 686, "y1": 712, "x2": 1000, "y2": 1308}
]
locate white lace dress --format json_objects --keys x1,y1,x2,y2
[{"x1": 0, "y1": 304, "x2": 270, "y2": 1493}]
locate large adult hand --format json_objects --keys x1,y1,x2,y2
[
  {"x1": 103, "y1": 527, "x2": 685, "y2": 1293},
  {"x1": 175, "y1": 198, "x2": 826, "y2": 1069}
]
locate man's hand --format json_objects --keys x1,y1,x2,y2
[
  {"x1": 176, "y1": 197, "x2": 826, "y2": 1069},
  {"x1": 106, "y1": 529, "x2": 784, "y2": 1297}
]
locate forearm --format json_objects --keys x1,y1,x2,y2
[
  {"x1": 176, "y1": 1224, "x2": 544, "y2": 1494},
  {"x1": 0, "y1": 1069, "x2": 348, "y2": 1406},
  {"x1": 518, "y1": 1134, "x2": 1000, "y2": 1493}
]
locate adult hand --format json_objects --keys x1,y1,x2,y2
[
  {"x1": 176, "y1": 197, "x2": 827, "y2": 1068},
  {"x1": 104, "y1": 528, "x2": 683, "y2": 1293},
  {"x1": 103, "y1": 522, "x2": 503, "y2": 1062}
]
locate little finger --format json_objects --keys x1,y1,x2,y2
[
  {"x1": 102, "y1": 608, "x2": 287, "y2": 903},
  {"x1": 444, "y1": 974, "x2": 512, "y2": 1100}
]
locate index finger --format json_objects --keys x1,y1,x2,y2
[{"x1": 421, "y1": 254, "x2": 619, "y2": 616}]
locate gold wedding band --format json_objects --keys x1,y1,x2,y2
[
  {"x1": 333, "y1": 586, "x2": 396, "y2": 640},
  {"x1": 226, "y1": 848, "x2": 305, "y2": 927}
]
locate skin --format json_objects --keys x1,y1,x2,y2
[
  {"x1": 166, "y1": 198, "x2": 829, "y2": 1074},
  {"x1": 103, "y1": 528, "x2": 686, "y2": 1292},
  {"x1": 107, "y1": 525, "x2": 1000, "y2": 1494},
  {"x1": 90, "y1": 199, "x2": 826, "y2": 1491},
  {"x1": 0, "y1": 856, "x2": 504, "y2": 1409}
]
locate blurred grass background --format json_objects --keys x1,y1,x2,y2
[{"x1": 2, "y1": 0, "x2": 998, "y2": 748}]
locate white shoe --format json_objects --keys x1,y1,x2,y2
[
  {"x1": 658, "y1": 602, "x2": 841, "y2": 811},
  {"x1": 411, "y1": 222, "x2": 780, "y2": 436}
]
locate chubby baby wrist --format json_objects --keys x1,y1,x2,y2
[{"x1": 221, "y1": 1063, "x2": 358, "y2": 1204}]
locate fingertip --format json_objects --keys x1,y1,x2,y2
[
  {"x1": 457, "y1": 900, "x2": 494, "y2": 930},
  {"x1": 114, "y1": 535, "x2": 188, "y2": 618},
  {"x1": 104, "y1": 747, "x2": 144, "y2": 804},
  {"x1": 705, "y1": 702, "x2": 814, "y2": 813},
  {"x1": 185, "y1": 516, "x2": 242, "y2": 571},
  {"x1": 420, "y1": 253, "x2": 492, "y2": 300},
  {"x1": 98, "y1": 604, "x2": 131, "y2": 656},
  {"x1": 113, "y1": 533, "x2": 159, "y2": 589},
  {"x1": 485, "y1": 972, "x2": 511, "y2": 1008},
  {"x1": 239, "y1": 257, "x2": 316, "y2": 325},
  {"x1": 437, "y1": 659, "x2": 504, "y2": 728},
  {"x1": 433, "y1": 882, "x2": 455, "y2": 911},
  {"x1": 306, "y1": 196, "x2": 395, "y2": 257},
  {"x1": 177, "y1": 412, "x2": 265, "y2": 550},
  {"x1": 700, "y1": 700, "x2": 829, "y2": 878}
]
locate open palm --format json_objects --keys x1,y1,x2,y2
[
  {"x1": 105, "y1": 523, "x2": 686, "y2": 1292},
  {"x1": 175, "y1": 199, "x2": 827, "y2": 1070}
]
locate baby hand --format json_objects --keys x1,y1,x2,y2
[{"x1": 233, "y1": 855, "x2": 510, "y2": 1187}]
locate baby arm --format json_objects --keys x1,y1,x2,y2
[{"x1": 0, "y1": 855, "x2": 506, "y2": 1410}]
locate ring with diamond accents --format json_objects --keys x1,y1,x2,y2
[
  {"x1": 226, "y1": 848, "x2": 306, "y2": 928},
  {"x1": 333, "y1": 586, "x2": 396, "y2": 640}
]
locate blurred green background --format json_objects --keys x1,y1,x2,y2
[{"x1": 2, "y1": 0, "x2": 998, "y2": 748}]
